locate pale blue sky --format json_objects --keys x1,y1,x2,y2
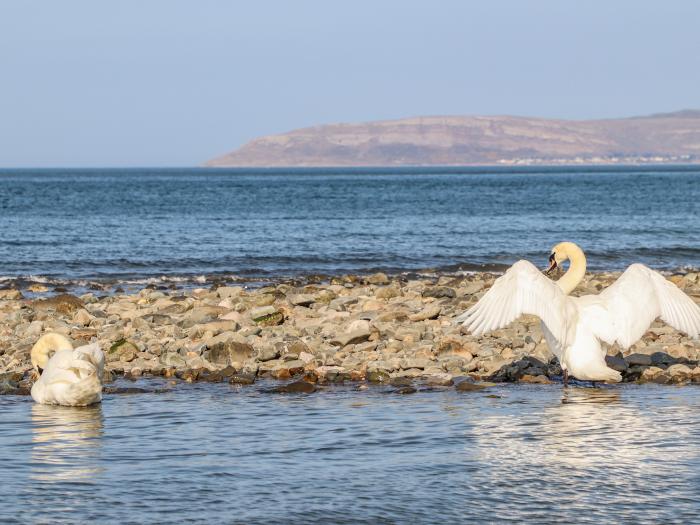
[{"x1": 1, "y1": 0, "x2": 699, "y2": 167}]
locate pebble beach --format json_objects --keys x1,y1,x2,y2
[{"x1": 2, "y1": 269, "x2": 699, "y2": 395}]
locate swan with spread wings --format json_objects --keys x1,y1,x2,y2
[{"x1": 456, "y1": 242, "x2": 700, "y2": 384}]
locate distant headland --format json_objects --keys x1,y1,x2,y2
[{"x1": 205, "y1": 110, "x2": 700, "y2": 167}]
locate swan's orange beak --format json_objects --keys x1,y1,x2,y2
[{"x1": 545, "y1": 253, "x2": 558, "y2": 275}]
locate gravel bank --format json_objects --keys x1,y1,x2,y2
[{"x1": 1, "y1": 270, "x2": 699, "y2": 393}]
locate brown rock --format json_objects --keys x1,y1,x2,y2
[
  {"x1": 250, "y1": 305, "x2": 284, "y2": 326},
  {"x1": 108, "y1": 339, "x2": 140, "y2": 362},
  {"x1": 422, "y1": 286, "x2": 456, "y2": 299},
  {"x1": 272, "y1": 368, "x2": 292, "y2": 380},
  {"x1": 176, "y1": 368, "x2": 200, "y2": 382},
  {"x1": 179, "y1": 306, "x2": 228, "y2": 328},
  {"x1": 219, "y1": 366, "x2": 238, "y2": 378},
  {"x1": 368, "y1": 370, "x2": 390, "y2": 383},
  {"x1": 519, "y1": 374, "x2": 552, "y2": 384},
  {"x1": 640, "y1": 366, "x2": 664, "y2": 382},
  {"x1": 0, "y1": 289, "x2": 23, "y2": 301},
  {"x1": 349, "y1": 369, "x2": 366, "y2": 381},
  {"x1": 409, "y1": 305, "x2": 441, "y2": 321},
  {"x1": 425, "y1": 374, "x2": 454, "y2": 386},
  {"x1": 229, "y1": 373, "x2": 256, "y2": 385},
  {"x1": 366, "y1": 272, "x2": 390, "y2": 285},
  {"x1": 217, "y1": 286, "x2": 244, "y2": 299},
  {"x1": 331, "y1": 328, "x2": 371, "y2": 347},
  {"x1": 375, "y1": 286, "x2": 402, "y2": 299},
  {"x1": 301, "y1": 371, "x2": 319, "y2": 384},
  {"x1": 252, "y1": 294, "x2": 277, "y2": 307},
  {"x1": 288, "y1": 294, "x2": 315, "y2": 307},
  {"x1": 437, "y1": 336, "x2": 477, "y2": 360},
  {"x1": 271, "y1": 380, "x2": 317, "y2": 393},
  {"x1": 666, "y1": 363, "x2": 692, "y2": 382},
  {"x1": 71, "y1": 327, "x2": 97, "y2": 343},
  {"x1": 32, "y1": 294, "x2": 84, "y2": 314},
  {"x1": 455, "y1": 380, "x2": 492, "y2": 392},
  {"x1": 73, "y1": 309, "x2": 94, "y2": 327},
  {"x1": 208, "y1": 340, "x2": 254, "y2": 367},
  {"x1": 198, "y1": 369, "x2": 225, "y2": 382}
]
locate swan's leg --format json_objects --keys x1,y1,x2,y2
[{"x1": 563, "y1": 369, "x2": 569, "y2": 387}]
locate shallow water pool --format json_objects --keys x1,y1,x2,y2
[{"x1": 1, "y1": 380, "x2": 699, "y2": 524}]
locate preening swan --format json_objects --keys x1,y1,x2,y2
[
  {"x1": 31, "y1": 333, "x2": 105, "y2": 406},
  {"x1": 456, "y1": 242, "x2": 700, "y2": 383}
]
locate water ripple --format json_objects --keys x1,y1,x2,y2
[
  {"x1": 0, "y1": 167, "x2": 698, "y2": 284},
  {"x1": 1, "y1": 382, "x2": 699, "y2": 523}
]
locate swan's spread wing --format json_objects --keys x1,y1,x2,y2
[
  {"x1": 541, "y1": 322, "x2": 565, "y2": 360},
  {"x1": 456, "y1": 260, "x2": 574, "y2": 346},
  {"x1": 598, "y1": 263, "x2": 700, "y2": 349}
]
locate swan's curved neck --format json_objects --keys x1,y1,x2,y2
[
  {"x1": 556, "y1": 243, "x2": 586, "y2": 295},
  {"x1": 31, "y1": 333, "x2": 73, "y2": 371}
]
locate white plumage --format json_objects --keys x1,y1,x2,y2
[
  {"x1": 30, "y1": 333, "x2": 105, "y2": 406},
  {"x1": 456, "y1": 242, "x2": 700, "y2": 382}
]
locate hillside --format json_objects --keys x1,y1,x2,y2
[{"x1": 206, "y1": 110, "x2": 700, "y2": 167}]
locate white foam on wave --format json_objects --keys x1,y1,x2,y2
[{"x1": 0, "y1": 274, "x2": 65, "y2": 285}]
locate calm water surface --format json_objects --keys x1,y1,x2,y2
[
  {"x1": 0, "y1": 166, "x2": 698, "y2": 289},
  {"x1": 1, "y1": 381, "x2": 699, "y2": 524}
]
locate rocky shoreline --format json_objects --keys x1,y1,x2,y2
[{"x1": 2, "y1": 270, "x2": 700, "y2": 395}]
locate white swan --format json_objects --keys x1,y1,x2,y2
[
  {"x1": 31, "y1": 333, "x2": 105, "y2": 406},
  {"x1": 456, "y1": 242, "x2": 700, "y2": 383}
]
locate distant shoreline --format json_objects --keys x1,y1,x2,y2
[
  {"x1": 2, "y1": 163, "x2": 700, "y2": 173},
  {"x1": 199, "y1": 163, "x2": 700, "y2": 172},
  {"x1": 206, "y1": 110, "x2": 700, "y2": 168}
]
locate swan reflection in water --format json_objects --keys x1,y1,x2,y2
[
  {"x1": 453, "y1": 386, "x2": 697, "y2": 522},
  {"x1": 561, "y1": 385, "x2": 622, "y2": 405},
  {"x1": 472, "y1": 385, "x2": 691, "y2": 472},
  {"x1": 30, "y1": 403, "x2": 104, "y2": 483}
]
